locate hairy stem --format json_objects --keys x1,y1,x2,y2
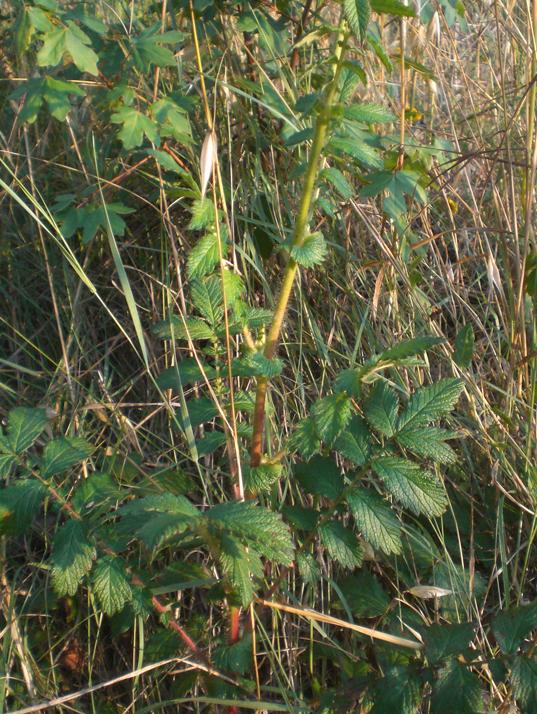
[{"x1": 250, "y1": 26, "x2": 348, "y2": 468}]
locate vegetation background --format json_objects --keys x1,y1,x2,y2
[{"x1": 0, "y1": 0, "x2": 536, "y2": 712}]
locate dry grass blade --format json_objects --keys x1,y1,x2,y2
[{"x1": 256, "y1": 598, "x2": 423, "y2": 650}]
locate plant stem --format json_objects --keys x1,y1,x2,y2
[{"x1": 250, "y1": 26, "x2": 348, "y2": 468}]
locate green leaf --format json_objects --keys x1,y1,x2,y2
[
  {"x1": 364, "y1": 381, "x2": 399, "y2": 437},
  {"x1": 284, "y1": 127, "x2": 314, "y2": 146},
  {"x1": 37, "y1": 27, "x2": 66, "y2": 68},
  {"x1": 282, "y1": 504, "x2": 319, "y2": 532},
  {"x1": 431, "y1": 660, "x2": 483, "y2": 714},
  {"x1": 111, "y1": 107, "x2": 159, "y2": 149},
  {"x1": 321, "y1": 167, "x2": 353, "y2": 200},
  {"x1": 320, "y1": 521, "x2": 363, "y2": 569},
  {"x1": 92, "y1": 556, "x2": 132, "y2": 615},
  {"x1": 370, "y1": 0, "x2": 416, "y2": 16},
  {"x1": 6, "y1": 407, "x2": 48, "y2": 453},
  {"x1": 157, "y1": 359, "x2": 216, "y2": 390},
  {"x1": 371, "y1": 666, "x2": 421, "y2": 714},
  {"x1": 347, "y1": 488, "x2": 402, "y2": 554},
  {"x1": 397, "y1": 378, "x2": 464, "y2": 432},
  {"x1": 344, "y1": 0, "x2": 371, "y2": 42},
  {"x1": 290, "y1": 232, "x2": 327, "y2": 268},
  {"x1": 152, "y1": 316, "x2": 215, "y2": 341},
  {"x1": 423, "y1": 622, "x2": 474, "y2": 664},
  {"x1": 344, "y1": 102, "x2": 395, "y2": 123},
  {"x1": 377, "y1": 336, "x2": 443, "y2": 362},
  {"x1": 151, "y1": 97, "x2": 192, "y2": 143},
  {"x1": 296, "y1": 551, "x2": 321, "y2": 584},
  {"x1": 312, "y1": 393, "x2": 353, "y2": 445},
  {"x1": 214, "y1": 634, "x2": 253, "y2": 675},
  {"x1": 43, "y1": 76, "x2": 86, "y2": 121},
  {"x1": 397, "y1": 426, "x2": 458, "y2": 464},
  {"x1": 334, "y1": 415, "x2": 371, "y2": 466},
  {"x1": 132, "y1": 36, "x2": 176, "y2": 70},
  {"x1": 294, "y1": 456, "x2": 344, "y2": 500},
  {"x1": 120, "y1": 494, "x2": 200, "y2": 549},
  {"x1": 191, "y1": 277, "x2": 223, "y2": 325},
  {"x1": 187, "y1": 232, "x2": 221, "y2": 279},
  {"x1": 41, "y1": 437, "x2": 94, "y2": 477},
  {"x1": 208, "y1": 501, "x2": 294, "y2": 565},
  {"x1": 51, "y1": 520, "x2": 96, "y2": 596},
  {"x1": 64, "y1": 22, "x2": 99, "y2": 75},
  {"x1": 492, "y1": 601, "x2": 537, "y2": 655},
  {"x1": 0, "y1": 480, "x2": 46, "y2": 536},
  {"x1": 511, "y1": 656, "x2": 537, "y2": 713},
  {"x1": 453, "y1": 324, "x2": 474, "y2": 368},
  {"x1": 244, "y1": 463, "x2": 282, "y2": 493},
  {"x1": 329, "y1": 136, "x2": 383, "y2": 168},
  {"x1": 372, "y1": 456, "x2": 447, "y2": 517},
  {"x1": 337, "y1": 572, "x2": 390, "y2": 617},
  {"x1": 234, "y1": 352, "x2": 283, "y2": 378},
  {"x1": 0, "y1": 454, "x2": 16, "y2": 479},
  {"x1": 219, "y1": 534, "x2": 257, "y2": 607},
  {"x1": 188, "y1": 198, "x2": 215, "y2": 230},
  {"x1": 288, "y1": 417, "x2": 321, "y2": 459}
]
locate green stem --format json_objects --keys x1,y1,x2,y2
[{"x1": 250, "y1": 26, "x2": 349, "y2": 467}]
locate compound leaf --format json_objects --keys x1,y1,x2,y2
[{"x1": 51, "y1": 520, "x2": 95, "y2": 596}]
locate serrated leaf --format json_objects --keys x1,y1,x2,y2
[
  {"x1": 288, "y1": 417, "x2": 321, "y2": 459},
  {"x1": 397, "y1": 426, "x2": 458, "y2": 464},
  {"x1": 0, "y1": 480, "x2": 46, "y2": 536},
  {"x1": 378, "y1": 336, "x2": 443, "y2": 362},
  {"x1": 152, "y1": 316, "x2": 215, "y2": 341},
  {"x1": 111, "y1": 107, "x2": 159, "y2": 149},
  {"x1": 290, "y1": 232, "x2": 327, "y2": 268},
  {"x1": 312, "y1": 393, "x2": 353, "y2": 445},
  {"x1": 219, "y1": 534, "x2": 257, "y2": 606},
  {"x1": 296, "y1": 551, "x2": 321, "y2": 584},
  {"x1": 344, "y1": 102, "x2": 395, "y2": 123},
  {"x1": 372, "y1": 456, "x2": 447, "y2": 517},
  {"x1": 334, "y1": 415, "x2": 371, "y2": 466},
  {"x1": 454, "y1": 324, "x2": 474, "y2": 368},
  {"x1": 321, "y1": 167, "x2": 353, "y2": 200},
  {"x1": 244, "y1": 463, "x2": 282, "y2": 493},
  {"x1": 92, "y1": 556, "x2": 132, "y2": 615},
  {"x1": 294, "y1": 456, "x2": 343, "y2": 500},
  {"x1": 431, "y1": 660, "x2": 483, "y2": 714},
  {"x1": 191, "y1": 277, "x2": 223, "y2": 325},
  {"x1": 208, "y1": 501, "x2": 294, "y2": 565},
  {"x1": 235, "y1": 352, "x2": 283, "y2": 378},
  {"x1": 41, "y1": 437, "x2": 94, "y2": 477},
  {"x1": 423, "y1": 622, "x2": 474, "y2": 664},
  {"x1": 188, "y1": 198, "x2": 214, "y2": 230},
  {"x1": 6, "y1": 407, "x2": 48, "y2": 453},
  {"x1": 364, "y1": 381, "x2": 399, "y2": 437},
  {"x1": 347, "y1": 488, "x2": 402, "y2": 554},
  {"x1": 187, "y1": 232, "x2": 220, "y2": 279},
  {"x1": 51, "y1": 520, "x2": 95, "y2": 596},
  {"x1": 371, "y1": 666, "x2": 421, "y2": 714},
  {"x1": 511, "y1": 656, "x2": 537, "y2": 712},
  {"x1": 329, "y1": 136, "x2": 383, "y2": 168},
  {"x1": 344, "y1": 0, "x2": 371, "y2": 42},
  {"x1": 320, "y1": 521, "x2": 363, "y2": 569},
  {"x1": 492, "y1": 601, "x2": 537, "y2": 655},
  {"x1": 397, "y1": 378, "x2": 464, "y2": 432}
]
